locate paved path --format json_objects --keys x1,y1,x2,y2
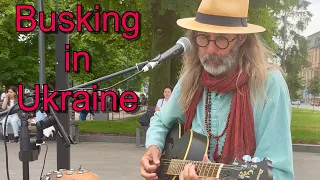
[{"x1": 0, "y1": 142, "x2": 319, "y2": 180}]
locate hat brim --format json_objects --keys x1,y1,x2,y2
[{"x1": 177, "y1": 18, "x2": 266, "y2": 34}]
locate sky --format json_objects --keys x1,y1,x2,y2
[{"x1": 302, "y1": 0, "x2": 320, "y2": 37}]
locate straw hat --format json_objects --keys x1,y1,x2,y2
[{"x1": 177, "y1": 0, "x2": 266, "y2": 34}]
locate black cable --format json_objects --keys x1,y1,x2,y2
[
  {"x1": 39, "y1": 142, "x2": 48, "y2": 180},
  {"x1": 3, "y1": 102, "x2": 20, "y2": 180}
]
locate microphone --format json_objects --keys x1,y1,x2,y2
[{"x1": 142, "y1": 37, "x2": 191, "y2": 72}]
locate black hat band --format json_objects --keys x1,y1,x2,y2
[{"x1": 195, "y1": 12, "x2": 248, "y2": 27}]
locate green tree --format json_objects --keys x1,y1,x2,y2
[
  {"x1": 0, "y1": 0, "x2": 40, "y2": 88},
  {"x1": 286, "y1": 73, "x2": 303, "y2": 100},
  {"x1": 309, "y1": 71, "x2": 320, "y2": 111},
  {"x1": 272, "y1": 0, "x2": 312, "y2": 103},
  {"x1": 141, "y1": 0, "x2": 200, "y2": 107},
  {"x1": 68, "y1": 0, "x2": 152, "y2": 90},
  {"x1": 0, "y1": 0, "x2": 152, "y2": 91},
  {"x1": 275, "y1": 0, "x2": 312, "y2": 69}
]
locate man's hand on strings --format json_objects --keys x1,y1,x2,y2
[{"x1": 179, "y1": 154, "x2": 219, "y2": 180}]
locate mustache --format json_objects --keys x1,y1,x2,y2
[{"x1": 199, "y1": 53, "x2": 221, "y2": 61}]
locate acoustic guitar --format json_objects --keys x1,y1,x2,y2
[
  {"x1": 156, "y1": 122, "x2": 273, "y2": 180},
  {"x1": 40, "y1": 167, "x2": 100, "y2": 180}
]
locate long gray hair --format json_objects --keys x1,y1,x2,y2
[{"x1": 178, "y1": 30, "x2": 280, "y2": 112}]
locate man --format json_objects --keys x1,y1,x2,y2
[
  {"x1": 79, "y1": 90, "x2": 94, "y2": 120},
  {"x1": 36, "y1": 84, "x2": 55, "y2": 144},
  {"x1": 140, "y1": 0, "x2": 294, "y2": 180}
]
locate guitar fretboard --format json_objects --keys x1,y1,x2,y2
[{"x1": 165, "y1": 159, "x2": 224, "y2": 178}]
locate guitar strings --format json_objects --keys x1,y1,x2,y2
[
  {"x1": 157, "y1": 159, "x2": 267, "y2": 178},
  {"x1": 159, "y1": 161, "x2": 243, "y2": 171},
  {"x1": 158, "y1": 162, "x2": 243, "y2": 177},
  {"x1": 160, "y1": 159, "x2": 239, "y2": 168}
]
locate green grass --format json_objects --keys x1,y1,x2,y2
[
  {"x1": 78, "y1": 108, "x2": 320, "y2": 144},
  {"x1": 291, "y1": 108, "x2": 320, "y2": 144},
  {"x1": 78, "y1": 116, "x2": 140, "y2": 136}
]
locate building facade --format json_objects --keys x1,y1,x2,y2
[{"x1": 300, "y1": 31, "x2": 320, "y2": 101}]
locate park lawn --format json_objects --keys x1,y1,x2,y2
[
  {"x1": 78, "y1": 108, "x2": 320, "y2": 144},
  {"x1": 78, "y1": 116, "x2": 140, "y2": 136},
  {"x1": 291, "y1": 107, "x2": 320, "y2": 144}
]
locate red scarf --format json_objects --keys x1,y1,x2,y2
[{"x1": 184, "y1": 70, "x2": 256, "y2": 164}]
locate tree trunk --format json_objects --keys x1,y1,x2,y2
[
  {"x1": 147, "y1": 7, "x2": 183, "y2": 108},
  {"x1": 313, "y1": 96, "x2": 315, "y2": 113}
]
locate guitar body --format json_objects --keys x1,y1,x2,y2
[
  {"x1": 40, "y1": 169, "x2": 100, "y2": 180},
  {"x1": 156, "y1": 122, "x2": 274, "y2": 180},
  {"x1": 157, "y1": 122, "x2": 209, "y2": 180}
]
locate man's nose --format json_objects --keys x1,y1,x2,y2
[{"x1": 205, "y1": 41, "x2": 219, "y2": 54}]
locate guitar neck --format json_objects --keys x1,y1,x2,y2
[{"x1": 165, "y1": 159, "x2": 225, "y2": 178}]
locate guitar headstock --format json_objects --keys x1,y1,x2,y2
[{"x1": 219, "y1": 155, "x2": 273, "y2": 180}]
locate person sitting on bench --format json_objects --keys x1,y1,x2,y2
[{"x1": 2, "y1": 86, "x2": 20, "y2": 143}]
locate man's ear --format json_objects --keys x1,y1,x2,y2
[{"x1": 238, "y1": 34, "x2": 247, "y2": 45}]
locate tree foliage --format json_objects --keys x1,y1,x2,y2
[
  {"x1": 0, "y1": 0, "x2": 152, "y2": 91},
  {"x1": 275, "y1": 0, "x2": 312, "y2": 69},
  {"x1": 286, "y1": 73, "x2": 304, "y2": 100},
  {"x1": 0, "y1": 0, "x2": 313, "y2": 105},
  {"x1": 309, "y1": 71, "x2": 320, "y2": 97},
  {"x1": 0, "y1": 0, "x2": 39, "y2": 88}
]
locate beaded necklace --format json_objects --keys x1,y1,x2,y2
[{"x1": 204, "y1": 90, "x2": 231, "y2": 162}]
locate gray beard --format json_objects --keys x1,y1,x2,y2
[{"x1": 198, "y1": 44, "x2": 239, "y2": 76}]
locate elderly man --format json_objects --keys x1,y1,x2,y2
[{"x1": 140, "y1": 0, "x2": 294, "y2": 180}]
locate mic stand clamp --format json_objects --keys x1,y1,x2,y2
[
  {"x1": 17, "y1": 110, "x2": 41, "y2": 180},
  {"x1": 36, "y1": 106, "x2": 74, "y2": 148}
]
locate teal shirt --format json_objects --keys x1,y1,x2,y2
[{"x1": 145, "y1": 69, "x2": 294, "y2": 180}]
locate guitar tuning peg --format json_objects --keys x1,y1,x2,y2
[
  {"x1": 251, "y1": 157, "x2": 261, "y2": 163},
  {"x1": 242, "y1": 155, "x2": 252, "y2": 162},
  {"x1": 263, "y1": 157, "x2": 270, "y2": 161}
]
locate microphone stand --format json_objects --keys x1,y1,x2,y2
[
  {"x1": 17, "y1": 109, "x2": 41, "y2": 180},
  {"x1": 15, "y1": 61, "x2": 152, "y2": 180},
  {"x1": 65, "y1": 60, "x2": 153, "y2": 90},
  {"x1": 17, "y1": 103, "x2": 74, "y2": 180},
  {"x1": 4, "y1": 51, "x2": 164, "y2": 180}
]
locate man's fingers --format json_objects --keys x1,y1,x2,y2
[
  {"x1": 188, "y1": 164, "x2": 200, "y2": 180},
  {"x1": 203, "y1": 154, "x2": 210, "y2": 162},
  {"x1": 179, "y1": 171, "x2": 184, "y2": 180},
  {"x1": 151, "y1": 151, "x2": 161, "y2": 165},
  {"x1": 140, "y1": 167, "x2": 158, "y2": 180},
  {"x1": 183, "y1": 163, "x2": 193, "y2": 180},
  {"x1": 140, "y1": 157, "x2": 159, "y2": 172}
]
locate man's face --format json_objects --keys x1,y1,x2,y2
[{"x1": 197, "y1": 32, "x2": 245, "y2": 76}]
